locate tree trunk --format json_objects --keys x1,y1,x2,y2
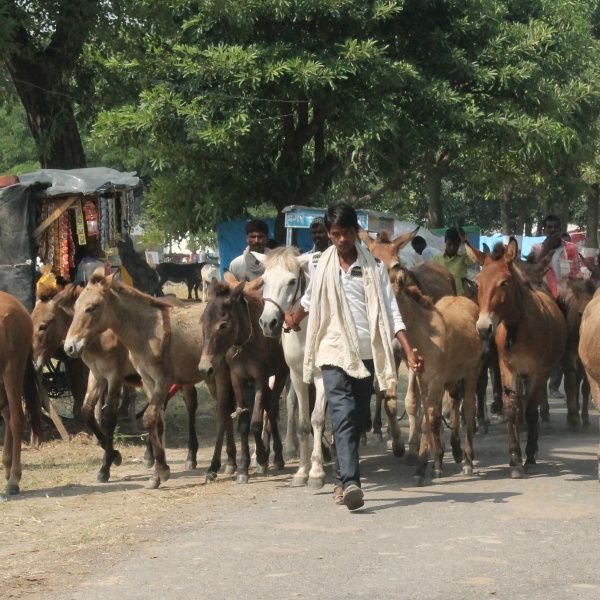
[
  {"x1": 425, "y1": 167, "x2": 444, "y2": 229},
  {"x1": 7, "y1": 56, "x2": 86, "y2": 169},
  {"x1": 556, "y1": 199, "x2": 570, "y2": 236},
  {"x1": 499, "y1": 186, "x2": 512, "y2": 236},
  {"x1": 585, "y1": 184, "x2": 599, "y2": 249}
]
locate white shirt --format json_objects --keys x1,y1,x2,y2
[
  {"x1": 300, "y1": 252, "x2": 406, "y2": 360},
  {"x1": 229, "y1": 247, "x2": 269, "y2": 281},
  {"x1": 414, "y1": 245, "x2": 441, "y2": 264}
]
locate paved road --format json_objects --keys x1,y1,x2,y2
[{"x1": 58, "y1": 398, "x2": 600, "y2": 600}]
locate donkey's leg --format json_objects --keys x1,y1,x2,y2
[
  {"x1": 405, "y1": 370, "x2": 420, "y2": 464},
  {"x1": 291, "y1": 372, "x2": 311, "y2": 487},
  {"x1": 564, "y1": 351, "x2": 581, "y2": 430},
  {"x1": 308, "y1": 374, "x2": 327, "y2": 488},
  {"x1": 383, "y1": 391, "x2": 404, "y2": 458},
  {"x1": 2, "y1": 366, "x2": 26, "y2": 495},
  {"x1": 284, "y1": 382, "x2": 299, "y2": 460},
  {"x1": 524, "y1": 376, "x2": 545, "y2": 472},
  {"x1": 476, "y1": 355, "x2": 489, "y2": 433},
  {"x1": 372, "y1": 382, "x2": 385, "y2": 444},
  {"x1": 499, "y1": 362, "x2": 523, "y2": 478},
  {"x1": 250, "y1": 379, "x2": 269, "y2": 472},
  {"x1": 142, "y1": 380, "x2": 171, "y2": 488},
  {"x1": 489, "y1": 342, "x2": 503, "y2": 416},
  {"x1": 0, "y1": 385, "x2": 13, "y2": 482},
  {"x1": 267, "y1": 371, "x2": 288, "y2": 472},
  {"x1": 97, "y1": 378, "x2": 123, "y2": 483},
  {"x1": 205, "y1": 377, "x2": 229, "y2": 481},
  {"x1": 450, "y1": 389, "x2": 463, "y2": 463},
  {"x1": 181, "y1": 385, "x2": 199, "y2": 470},
  {"x1": 80, "y1": 373, "x2": 107, "y2": 446},
  {"x1": 231, "y1": 377, "x2": 251, "y2": 483},
  {"x1": 462, "y1": 374, "x2": 477, "y2": 475},
  {"x1": 581, "y1": 368, "x2": 591, "y2": 428}
]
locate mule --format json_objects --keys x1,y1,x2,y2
[
  {"x1": 578, "y1": 288, "x2": 600, "y2": 481},
  {"x1": 0, "y1": 291, "x2": 44, "y2": 496},
  {"x1": 156, "y1": 262, "x2": 205, "y2": 300},
  {"x1": 390, "y1": 269, "x2": 481, "y2": 484},
  {"x1": 358, "y1": 228, "x2": 456, "y2": 453},
  {"x1": 64, "y1": 271, "x2": 233, "y2": 488},
  {"x1": 116, "y1": 235, "x2": 163, "y2": 297},
  {"x1": 468, "y1": 239, "x2": 567, "y2": 478},
  {"x1": 198, "y1": 277, "x2": 289, "y2": 483},
  {"x1": 557, "y1": 279, "x2": 597, "y2": 429}
]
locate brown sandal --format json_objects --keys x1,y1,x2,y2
[{"x1": 333, "y1": 485, "x2": 344, "y2": 505}]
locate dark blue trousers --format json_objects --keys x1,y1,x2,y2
[{"x1": 322, "y1": 360, "x2": 374, "y2": 491}]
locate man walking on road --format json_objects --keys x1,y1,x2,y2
[{"x1": 285, "y1": 204, "x2": 423, "y2": 511}]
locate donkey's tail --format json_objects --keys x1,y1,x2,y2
[{"x1": 23, "y1": 351, "x2": 44, "y2": 444}]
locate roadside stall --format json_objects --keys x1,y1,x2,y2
[{"x1": 0, "y1": 167, "x2": 141, "y2": 311}]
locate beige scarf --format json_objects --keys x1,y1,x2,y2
[{"x1": 303, "y1": 243, "x2": 397, "y2": 392}]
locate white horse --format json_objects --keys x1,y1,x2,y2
[
  {"x1": 200, "y1": 263, "x2": 220, "y2": 302},
  {"x1": 257, "y1": 247, "x2": 330, "y2": 488}
]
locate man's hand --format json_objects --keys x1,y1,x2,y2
[
  {"x1": 284, "y1": 310, "x2": 301, "y2": 332},
  {"x1": 543, "y1": 235, "x2": 562, "y2": 251},
  {"x1": 407, "y1": 352, "x2": 424, "y2": 374},
  {"x1": 458, "y1": 228, "x2": 468, "y2": 246}
]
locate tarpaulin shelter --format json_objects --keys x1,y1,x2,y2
[{"x1": 0, "y1": 167, "x2": 141, "y2": 311}]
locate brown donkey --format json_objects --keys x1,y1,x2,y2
[
  {"x1": 0, "y1": 291, "x2": 44, "y2": 496},
  {"x1": 469, "y1": 239, "x2": 566, "y2": 478},
  {"x1": 390, "y1": 269, "x2": 481, "y2": 484},
  {"x1": 558, "y1": 279, "x2": 598, "y2": 429},
  {"x1": 198, "y1": 278, "x2": 289, "y2": 484},
  {"x1": 64, "y1": 272, "x2": 233, "y2": 488},
  {"x1": 32, "y1": 283, "x2": 152, "y2": 482},
  {"x1": 578, "y1": 288, "x2": 600, "y2": 481}
]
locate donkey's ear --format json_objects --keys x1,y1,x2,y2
[
  {"x1": 358, "y1": 227, "x2": 375, "y2": 249},
  {"x1": 88, "y1": 267, "x2": 107, "y2": 285},
  {"x1": 505, "y1": 237, "x2": 519, "y2": 265},
  {"x1": 464, "y1": 241, "x2": 487, "y2": 267},
  {"x1": 249, "y1": 252, "x2": 267, "y2": 264},
  {"x1": 231, "y1": 280, "x2": 246, "y2": 301},
  {"x1": 246, "y1": 277, "x2": 263, "y2": 292},
  {"x1": 391, "y1": 266, "x2": 407, "y2": 289},
  {"x1": 54, "y1": 282, "x2": 79, "y2": 307},
  {"x1": 392, "y1": 226, "x2": 420, "y2": 252},
  {"x1": 461, "y1": 278, "x2": 478, "y2": 302},
  {"x1": 223, "y1": 270, "x2": 240, "y2": 287}
]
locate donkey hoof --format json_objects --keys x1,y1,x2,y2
[
  {"x1": 205, "y1": 471, "x2": 217, "y2": 483},
  {"x1": 387, "y1": 439, "x2": 394, "y2": 451},
  {"x1": 452, "y1": 450, "x2": 463, "y2": 464},
  {"x1": 308, "y1": 476, "x2": 324, "y2": 489},
  {"x1": 157, "y1": 467, "x2": 171, "y2": 482},
  {"x1": 143, "y1": 459, "x2": 155, "y2": 469},
  {"x1": 463, "y1": 465, "x2": 473, "y2": 475},
  {"x1": 273, "y1": 460, "x2": 285, "y2": 472},
  {"x1": 6, "y1": 483, "x2": 19, "y2": 496},
  {"x1": 223, "y1": 465, "x2": 236, "y2": 476},
  {"x1": 236, "y1": 473, "x2": 249, "y2": 484},
  {"x1": 413, "y1": 476, "x2": 425, "y2": 487},
  {"x1": 249, "y1": 457, "x2": 259, "y2": 469},
  {"x1": 524, "y1": 462, "x2": 537, "y2": 475},
  {"x1": 256, "y1": 463, "x2": 268, "y2": 475},
  {"x1": 145, "y1": 476, "x2": 161, "y2": 489},
  {"x1": 290, "y1": 475, "x2": 308, "y2": 488},
  {"x1": 433, "y1": 469, "x2": 443, "y2": 479},
  {"x1": 97, "y1": 471, "x2": 110, "y2": 483},
  {"x1": 372, "y1": 432, "x2": 384, "y2": 445},
  {"x1": 185, "y1": 461, "x2": 197, "y2": 471},
  {"x1": 405, "y1": 453, "x2": 418, "y2": 466},
  {"x1": 393, "y1": 443, "x2": 405, "y2": 458},
  {"x1": 510, "y1": 465, "x2": 524, "y2": 479}
]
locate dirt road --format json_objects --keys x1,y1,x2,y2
[{"x1": 3, "y1": 396, "x2": 600, "y2": 599}]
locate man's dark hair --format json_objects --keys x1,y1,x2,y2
[
  {"x1": 310, "y1": 217, "x2": 326, "y2": 230},
  {"x1": 266, "y1": 238, "x2": 279, "y2": 249},
  {"x1": 411, "y1": 236, "x2": 427, "y2": 249},
  {"x1": 445, "y1": 227, "x2": 461, "y2": 244},
  {"x1": 246, "y1": 219, "x2": 269, "y2": 236},
  {"x1": 542, "y1": 214, "x2": 561, "y2": 229},
  {"x1": 324, "y1": 203, "x2": 358, "y2": 231}
]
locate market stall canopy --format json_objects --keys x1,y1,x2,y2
[{"x1": 16, "y1": 167, "x2": 140, "y2": 196}]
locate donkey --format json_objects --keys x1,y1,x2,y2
[
  {"x1": 64, "y1": 271, "x2": 234, "y2": 488},
  {"x1": 0, "y1": 291, "x2": 44, "y2": 496},
  {"x1": 467, "y1": 239, "x2": 567, "y2": 478},
  {"x1": 358, "y1": 227, "x2": 456, "y2": 454},
  {"x1": 578, "y1": 288, "x2": 600, "y2": 481},
  {"x1": 390, "y1": 269, "x2": 481, "y2": 484},
  {"x1": 198, "y1": 277, "x2": 289, "y2": 484},
  {"x1": 557, "y1": 279, "x2": 598, "y2": 429}
]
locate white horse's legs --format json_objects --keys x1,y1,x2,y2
[
  {"x1": 290, "y1": 372, "x2": 312, "y2": 486},
  {"x1": 284, "y1": 382, "x2": 299, "y2": 459},
  {"x1": 308, "y1": 373, "x2": 327, "y2": 488}
]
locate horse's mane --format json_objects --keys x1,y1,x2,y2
[
  {"x1": 36, "y1": 285, "x2": 60, "y2": 303},
  {"x1": 405, "y1": 285, "x2": 436, "y2": 310},
  {"x1": 89, "y1": 272, "x2": 181, "y2": 308},
  {"x1": 264, "y1": 246, "x2": 301, "y2": 272}
]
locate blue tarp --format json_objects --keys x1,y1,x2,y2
[{"x1": 216, "y1": 218, "x2": 276, "y2": 279}]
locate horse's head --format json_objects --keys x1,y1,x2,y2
[
  {"x1": 259, "y1": 247, "x2": 309, "y2": 336},
  {"x1": 64, "y1": 269, "x2": 116, "y2": 358},
  {"x1": 31, "y1": 283, "x2": 79, "y2": 371},
  {"x1": 358, "y1": 226, "x2": 419, "y2": 271},
  {"x1": 198, "y1": 279, "x2": 248, "y2": 377},
  {"x1": 474, "y1": 238, "x2": 521, "y2": 341}
]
